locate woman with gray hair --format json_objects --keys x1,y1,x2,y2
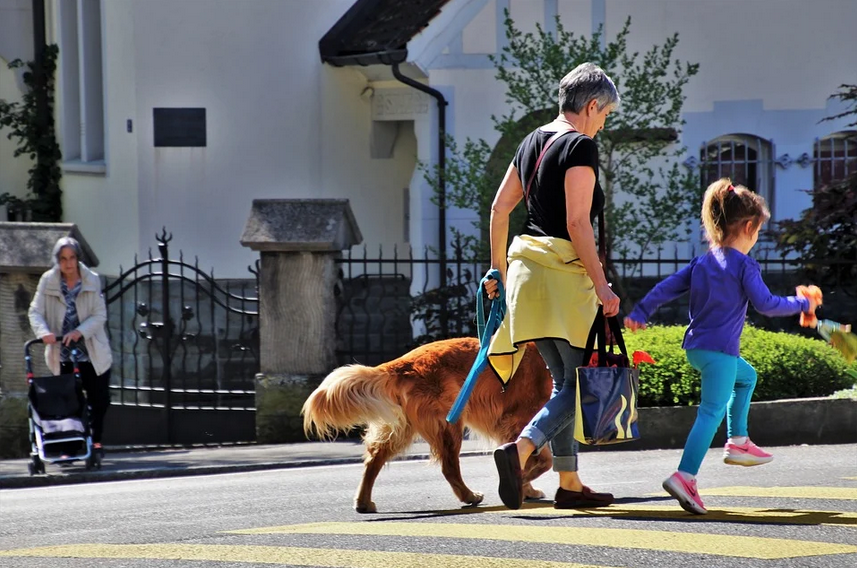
[
  {"x1": 482, "y1": 62, "x2": 620, "y2": 509},
  {"x1": 29, "y1": 236, "x2": 113, "y2": 456}
]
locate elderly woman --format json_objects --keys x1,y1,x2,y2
[
  {"x1": 483, "y1": 62, "x2": 621, "y2": 510},
  {"x1": 29, "y1": 236, "x2": 113, "y2": 455}
]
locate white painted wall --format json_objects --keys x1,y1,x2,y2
[
  {"x1": 604, "y1": 0, "x2": 857, "y2": 114},
  {"x1": 0, "y1": 0, "x2": 34, "y2": 216},
  {"x1": 46, "y1": 0, "x2": 418, "y2": 277},
  {"x1": 0, "y1": 62, "x2": 31, "y2": 212},
  {"x1": 50, "y1": 0, "x2": 141, "y2": 270}
]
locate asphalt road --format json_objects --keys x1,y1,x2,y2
[{"x1": 1, "y1": 444, "x2": 855, "y2": 568}]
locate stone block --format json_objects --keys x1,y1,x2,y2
[
  {"x1": 0, "y1": 222, "x2": 98, "y2": 272},
  {"x1": 240, "y1": 199, "x2": 362, "y2": 253},
  {"x1": 255, "y1": 372, "x2": 324, "y2": 443},
  {"x1": 0, "y1": 395, "x2": 28, "y2": 459}
]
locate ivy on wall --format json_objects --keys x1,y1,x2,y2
[{"x1": 0, "y1": 44, "x2": 62, "y2": 222}]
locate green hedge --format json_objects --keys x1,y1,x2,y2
[{"x1": 622, "y1": 324, "x2": 857, "y2": 407}]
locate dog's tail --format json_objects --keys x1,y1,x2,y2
[{"x1": 302, "y1": 364, "x2": 403, "y2": 439}]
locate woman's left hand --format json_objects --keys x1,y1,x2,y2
[
  {"x1": 484, "y1": 269, "x2": 505, "y2": 300},
  {"x1": 62, "y1": 330, "x2": 83, "y2": 346}
]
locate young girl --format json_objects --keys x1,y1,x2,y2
[{"x1": 624, "y1": 178, "x2": 819, "y2": 515}]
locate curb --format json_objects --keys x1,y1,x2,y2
[
  {"x1": 2, "y1": 397, "x2": 854, "y2": 489},
  {"x1": 0, "y1": 451, "x2": 491, "y2": 490}
]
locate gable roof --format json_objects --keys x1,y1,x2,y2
[{"x1": 319, "y1": 0, "x2": 452, "y2": 66}]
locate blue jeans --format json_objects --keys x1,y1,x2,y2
[
  {"x1": 679, "y1": 349, "x2": 758, "y2": 475},
  {"x1": 520, "y1": 339, "x2": 585, "y2": 472}
]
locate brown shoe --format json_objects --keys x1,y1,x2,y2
[
  {"x1": 493, "y1": 442, "x2": 523, "y2": 510},
  {"x1": 554, "y1": 486, "x2": 614, "y2": 509}
]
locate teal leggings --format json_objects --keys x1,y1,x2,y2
[{"x1": 679, "y1": 349, "x2": 758, "y2": 475}]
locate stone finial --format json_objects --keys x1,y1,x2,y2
[
  {"x1": 240, "y1": 199, "x2": 363, "y2": 252},
  {"x1": 0, "y1": 222, "x2": 99, "y2": 272}
]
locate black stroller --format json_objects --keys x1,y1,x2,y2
[{"x1": 25, "y1": 336, "x2": 101, "y2": 474}]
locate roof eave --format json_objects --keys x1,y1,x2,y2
[{"x1": 321, "y1": 49, "x2": 408, "y2": 68}]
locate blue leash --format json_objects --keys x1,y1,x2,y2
[{"x1": 446, "y1": 269, "x2": 507, "y2": 424}]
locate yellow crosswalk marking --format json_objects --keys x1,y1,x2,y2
[
  {"x1": 487, "y1": 503, "x2": 857, "y2": 528},
  {"x1": 843, "y1": 477, "x2": 857, "y2": 481},
  {"x1": 0, "y1": 544, "x2": 615, "y2": 568},
  {"x1": 696, "y1": 486, "x2": 857, "y2": 500},
  {"x1": 229, "y1": 522, "x2": 857, "y2": 559}
]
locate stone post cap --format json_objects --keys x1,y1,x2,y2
[
  {"x1": 0, "y1": 222, "x2": 99, "y2": 272},
  {"x1": 240, "y1": 199, "x2": 363, "y2": 252}
]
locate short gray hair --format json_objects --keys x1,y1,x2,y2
[
  {"x1": 558, "y1": 63, "x2": 620, "y2": 114},
  {"x1": 52, "y1": 236, "x2": 82, "y2": 266}
]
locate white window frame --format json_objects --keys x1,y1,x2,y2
[
  {"x1": 57, "y1": 0, "x2": 105, "y2": 173},
  {"x1": 701, "y1": 134, "x2": 775, "y2": 218},
  {"x1": 814, "y1": 131, "x2": 857, "y2": 189}
]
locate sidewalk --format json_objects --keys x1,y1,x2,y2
[{"x1": 0, "y1": 439, "x2": 494, "y2": 490}]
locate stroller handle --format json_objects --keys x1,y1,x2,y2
[
  {"x1": 25, "y1": 336, "x2": 81, "y2": 380},
  {"x1": 24, "y1": 335, "x2": 66, "y2": 357}
]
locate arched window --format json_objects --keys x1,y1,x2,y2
[
  {"x1": 814, "y1": 131, "x2": 857, "y2": 188},
  {"x1": 700, "y1": 135, "x2": 775, "y2": 214}
]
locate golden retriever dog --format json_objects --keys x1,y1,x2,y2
[{"x1": 302, "y1": 337, "x2": 553, "y2": 513}]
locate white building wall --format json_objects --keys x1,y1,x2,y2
[
  {"x1": 605, "y1": 0, "x2": 857, "y2": 114},
  {"x1": 49, "y1": 0, "x2": 417, "y2": 277},
  {"x1": 50, "y1": 0, "x2": 142, "y2": 270},
  {"x1": 0, "y1": 64, "x2": 31, "y2": 212},
  {"x1": 0, "y1": 0, "x2": 34, "y2": 215}
]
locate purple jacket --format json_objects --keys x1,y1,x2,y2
[{"x1": 627, "y1": 247, "x2": 809, "y2": 356}]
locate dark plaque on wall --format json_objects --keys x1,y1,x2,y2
[{"x1": 153, "y1": 108, "x2": 207, "y2": 147}]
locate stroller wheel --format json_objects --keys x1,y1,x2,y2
[{"x1": 28, "y1": 462, "x2": 35, "y2": 476}]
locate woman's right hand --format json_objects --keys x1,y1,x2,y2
[
  {"x1": 596, "y1": 282, "x2": 620, "y2": 317},
  {"x1": 42, "y1": 333, "x2": 57, "y2": 345}
]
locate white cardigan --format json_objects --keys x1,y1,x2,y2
[{"x1": 28, "y1": 263, "x2": 114, "y2": 376}]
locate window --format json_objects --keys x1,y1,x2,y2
[
  {"x1": 59, "y1": 0, "x2": 104, "y2": 171},
  {"x1": 701, "y1": 134, "x2": 775, "y2": 217},
  {"x1": 814, "y1": 131, "x2": 857, "y2": 188}
]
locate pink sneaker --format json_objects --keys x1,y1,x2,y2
[
  {"x1": 662, "y1": 472, "x2": 707, "y2": 515},
  {"x1": 723, "y1": 439, "x2": 773, "y2": 466}
]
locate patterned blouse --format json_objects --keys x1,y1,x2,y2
[{"x1": 60, "y1": 278, "x2": 91, "y2": 363}]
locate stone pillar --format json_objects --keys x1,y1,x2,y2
[
  {"x1": 240, "y1": 199, "x2": 362, "y2": 443},
  {"x1": 0, "y1": 222, "x2": 98, "y2": 457}
]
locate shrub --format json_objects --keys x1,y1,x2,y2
[{"x1": 623, "y1": 324, "x2": 856, "y2": 407}]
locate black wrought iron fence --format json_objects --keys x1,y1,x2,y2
[
  {"x1": 335, "y1": 244, "x2": 857, "y2": 366},
  {"x1": 102, "y1": 230, "x2": 260, "y2": 445}
]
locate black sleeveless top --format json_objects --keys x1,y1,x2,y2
[{"x1": 513, "y1": 129, "x2": 604, "y2": 241}]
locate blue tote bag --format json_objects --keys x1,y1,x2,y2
[{"x1": 573, "y1": 307, "x2": 641, "y2": 445}]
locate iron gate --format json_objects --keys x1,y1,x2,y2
[{"x1": 102, "y1": 230, "x2": 259, "y2": 446}]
